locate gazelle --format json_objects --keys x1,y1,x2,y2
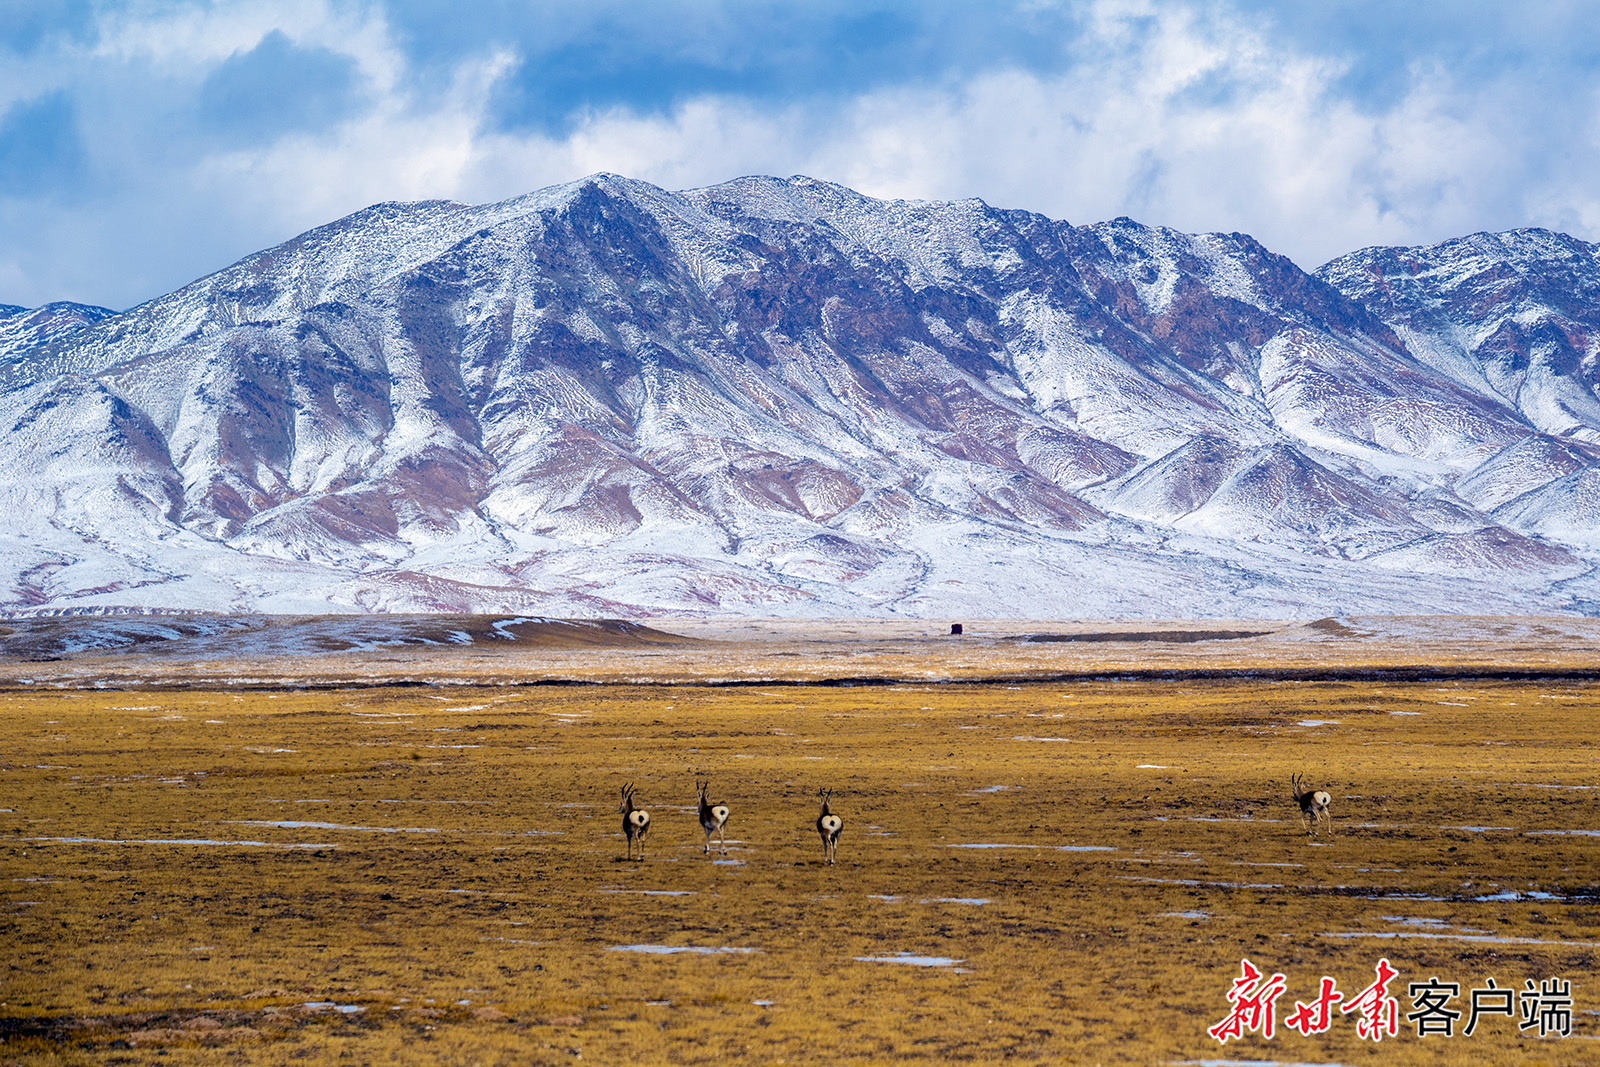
[
  {"x1": 816, "y1": 788, "x2": 843, "y2": 865},
  {"x1": 619, "y1": 783, "x2": 650, "y2": 860},
  {"x1": 696, "y1": 778, "x2": 730, "y2": 855},
  {"x1": 1291, "y1": 773, "x2": 1332, "y2": 837}
]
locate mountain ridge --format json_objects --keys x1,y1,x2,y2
[{"x1": 3, "y1": 174, "x2": 1598, "y2": 618}]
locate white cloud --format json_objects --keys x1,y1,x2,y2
[
  {"x1": 93, "y1": 0, "x2": 384, "y2": 69},
  {"x1": 192, "y1": 47, "x2": 517, "y2": 226},
  {"x1": 456, "y1": 0, "x2": 1600, "y2": 267},
  {"x1": 4, "y1": 0, "x2": 1599, "y2": 308},
  {"x1": 785, "y1": 3, "x2": 1595, "y2": 265},
  {"x1": 462, "y1": 97, "x2": 810, "y2": 202}
]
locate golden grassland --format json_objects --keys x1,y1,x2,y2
[{"x1": 0, "y1": 626, "x2": 1598, "y2": 1064}]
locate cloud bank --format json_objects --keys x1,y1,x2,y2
[{"x1": 2, "y1": 0, "x2": 1598, "y2": 309}]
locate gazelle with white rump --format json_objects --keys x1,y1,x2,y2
[
  {"x1": 816, "y1": 788, "x2": 843, "y2": 865},
  {"x1": 619, "y1": 783, "x2": 651, "y2": 860},
  {"x1": 696, "y1": 778, "x2": 730, "y2": 855},
  {"x1": 1291, "y1": 773, "x2": 1332, "y2": 837}
]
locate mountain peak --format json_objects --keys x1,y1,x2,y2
[
  {"x1": 0, "y1": 300, "x2": 120, "y2": 362},
  {"x1": 5, "y1": 175, "x2": 1600, "y2": 617}
]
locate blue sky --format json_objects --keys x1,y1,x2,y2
[{"x1": 3, "y1": 0, "x2": 1600, "y2": 309}]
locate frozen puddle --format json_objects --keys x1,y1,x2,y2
[
  {"x1": 1381, "y1": 917, "x2": 1490, "y2": 934},
  {"x1": 1474, "y1": 889, "x2": 1560, "y2": 901},
  {"x1": 871, "y1": 894, "x2": 990, "y2": 905},
  {"x1": 1167, "y1": 1060, "x2": 1357, "y2": 1067},
  {"x1": 1119, "y1": 876, "x2": 1284, "y2": 889},
  {"x1": 24, "y1": 836, "x2": 332, "y2": 850},
  {"x1": 855, "y1": 953, "x2": 964, "y2": 968},
  {"x1": 1527, "y1": 830, "x2": 1600, "y2": 837},
  {"x1": 948, "y1": 843, "x2": 1114, "y2": 852},
  {"x1": 599, "y1": 889, "x2": 696, "y2": 896},
  {"x1": 1162, "y1": 911, "x2": 1209, "y2": 919},
  {"x1": 969, "y1": 785, "x2": 1012, "y2": 794},
  {"x1": 235, "y1": 820, "x2": 442, "y2": 834},
  {"x1": 1324, "y1": 932, "x2": 1600, "y2": 947},
  {"x1": 375, "y1": 799, "x2": 496, "y2": 806},
  {"x1": 1295, "y1": 720, "x2": 1339, "y2": 727},
  {"x1": 303, "y1": 1002, "x2": 365, "y2": 1014},
  {"x1": 1447, "y1": 826, "x2": 1515, "y2": 832},
  {"x1": 608, "y1": 945, "x2": 757, "y2": 955}
]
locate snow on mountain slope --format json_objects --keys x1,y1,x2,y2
[
  {"x1": 1099, "y1": 438, "x2": 1423, "y2": 555},
  {"x1": 1364, "y1": 525, "x2": 1586, "y2": 580},
  {"x1": 1492, "y1": 468, "x2": 1600, "y2": 550},
  {"x1": 0, "y1": 301, "x2": 118, "y2": 362},
  {"x1": 1319, "y1": 229, "x2": 1600, "y2": 443},
  {"x1": 2, "y1": 174, "x2": 1598, "y2": 617},
  {"x1": 1454, "y1": 433, "x2": 1600, "y2": 511}
]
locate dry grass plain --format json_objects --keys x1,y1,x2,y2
[{"x1": 1, "y1": 617, "x2": 1598, "y2": 1065}]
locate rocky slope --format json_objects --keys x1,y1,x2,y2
[
  {"x1": 2, "y1": 175, "x2": 1597, "y2": 617},
  {"x1": 0, "y1": 301, "x2": 118, "y2": 363}
]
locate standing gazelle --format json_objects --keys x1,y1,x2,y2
[
  {"x1": 619, "y1": 783, "x2": 651, "y2": 860},
  {"x1": 696, "y1": 778, "x2": 730, "y2": 855},
  {"x1": 816, "y1": 788, "x2": 843, "y2": 865},
  {"x1": 1291, "y1": 773, "x2": 1332, "y2": 837}
]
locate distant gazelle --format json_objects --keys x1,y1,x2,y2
[
  {"x1": 816, "y1": 788, "x2": 843, "y2": 865},
  {"x1": 1291, "y1": 773, "x2": 1332, "y2": 837},
  {"x1": 696, "y1": 778, "x2": 730, "y2": 855},
  {"x1": 619, "y1": 783, "x2": 650, "y2": 860}
]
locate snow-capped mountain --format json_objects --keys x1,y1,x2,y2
[
  {"x1": 0, "y1": 301, "x2": 118, "y2": 363},
  {"x1": 3, "y1": 175, "x2": 1598, "y2": 617}
]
